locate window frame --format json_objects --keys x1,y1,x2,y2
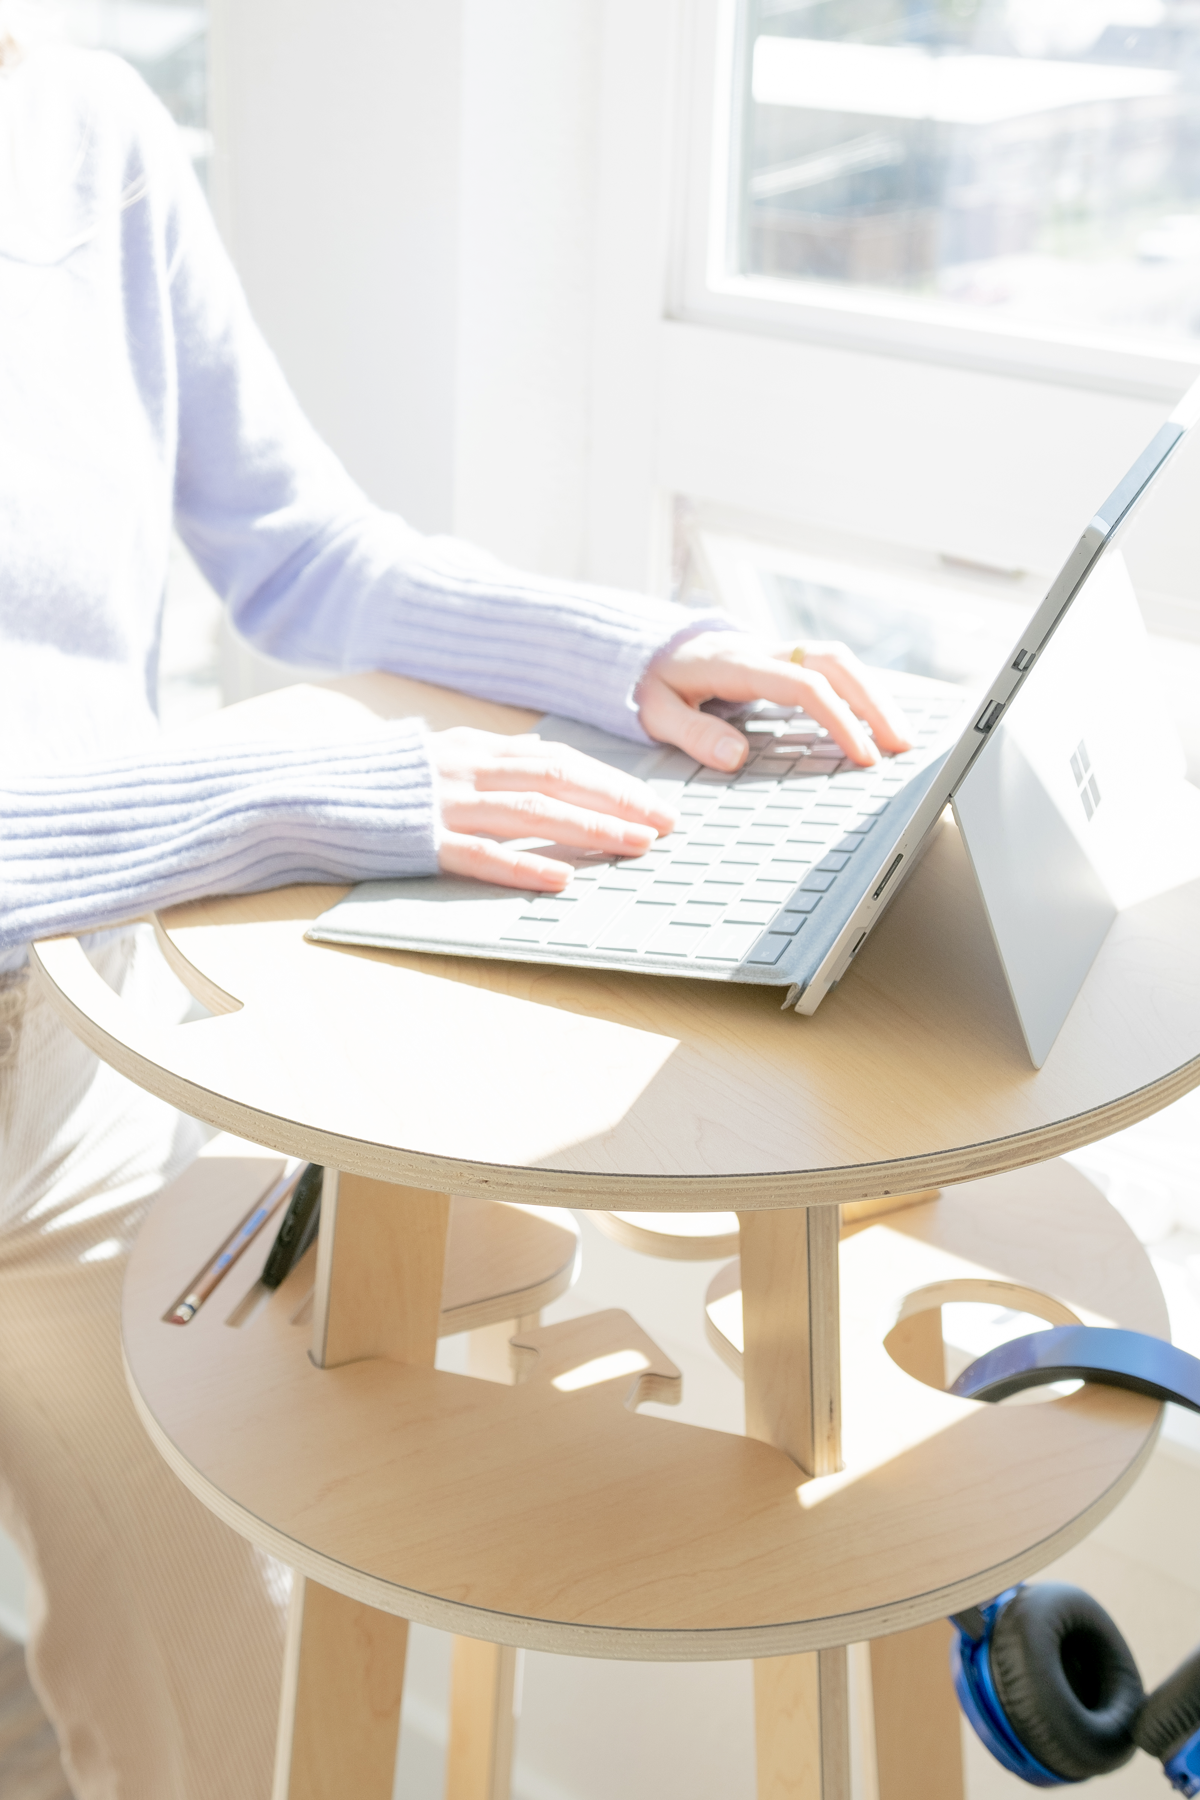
[{"x1": 671, "y1": 0, "x2": 1200, "y2": 406}]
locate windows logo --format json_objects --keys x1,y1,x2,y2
[{"x1": 1072, "y1": 740, "x2": 1102, "y2": 822}]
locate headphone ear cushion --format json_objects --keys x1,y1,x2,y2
[
  {"x1": 1135, "y1": 1647, "x2": 1200, "y2": 1761},
  {"x1": 990, "y1": 1583, "x2": 1144, "y2": 1780}
]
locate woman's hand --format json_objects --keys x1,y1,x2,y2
[
  {"x1": 434, "y1": 728, "x2": 675, "y2": 893},
  {"x1": 638, "y1": 631, "x2": 912, "y2": 770},
  {"x1": 433, "y1": 634, "x2": 912, "y2": 892}
]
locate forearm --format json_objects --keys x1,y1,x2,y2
[
  {"x1": 0, "y1": 724, "x2": 436, "y2": 955},
  {"x1": 219, "y1": 513, "x2": 729, "y2": 743}
]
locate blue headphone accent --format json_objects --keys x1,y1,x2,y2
[
  {"x1": 947, "y1": 1325, "x2": 1200, "y2": 1413},
  {"x1": 945, "y1": 1327, "x2": 1200, "y2": 1791},
  {"x1": 950, "y1": 1592, "x2": 1063, "y2": 1787},
  {"x1": 1164, "y1": 1733, "x2": 1200, "y2": 1798}
]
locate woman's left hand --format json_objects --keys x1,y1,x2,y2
[{"x1": 638, "y1": 630, "x2": 912, "y2": 771}]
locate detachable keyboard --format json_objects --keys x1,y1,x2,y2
[{"x1": 309, "y1": 686, "x2": 968, "y2": 991}]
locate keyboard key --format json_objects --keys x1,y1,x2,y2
[
  {"x1": 612, "y1": 851, "x2": 672, "y2": 872},
  {"x1": 595, "y1": 900, "x2": 675, "y2": 951},
  {"x1": 783, "y1": 894, "x2": 822, "y2": 915},
  {"x1": 772, "y1": 913, "x2": 806, "y2": 936},
  {"x1": 845, "y1": 817, "x2": 877, "y2": 835},
  {"x1": 650, "y1": 876, "x2": 697, "y2": 892},
  {"x1": 725, "y1": 902, "x2": 780, "y2": 924},
  {"x1": 598, "y1": 873, "x2": 650, "y2": 892},
  {"x1": 744, "y1": 880, "x2": 798, "y2": 902},
  {"x1": 834, "y1": 835, "x2": 863, "y2": 855},
  {"x1": 697, "y1": 923, "x2": 768, "y2": 963},
  {"x1": 746, "y1": 935, "x2": 791, "y2": 966},
  {"x1": 671, "y1": 854, "x2": 723, "y2": 872},
  {"x1": 816, "y1": 853, "x2": 850, "y2": 874},
  {"x1": 645, "y1": 918, "x2": 712, "y2": 957},
  {"x1": 801, "y1": 873, "x2": 836, "y2": 893},
  {"x1": 501, "y1": 921, "x2": 553, "y2": 944},
  {"x1": 692, "y1": 770, "x2": 736, "y2": 787}
]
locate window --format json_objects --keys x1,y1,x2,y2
[{"x1": 678, "y1": 0, "x2": 1200, "y2": 395}]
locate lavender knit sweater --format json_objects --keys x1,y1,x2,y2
[{"x1": 0, "y1": 47, "x2": 724, "y2": 966}]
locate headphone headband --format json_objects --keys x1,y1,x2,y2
[{"x1": 948, "y1": 1325, "x2": 1200, "y2": 1412}]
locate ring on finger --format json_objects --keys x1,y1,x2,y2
[{"x1": 790, "y1": 643, "x2": 806, "y2": 667}]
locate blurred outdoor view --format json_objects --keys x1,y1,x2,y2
[
  {"x1": 36, "y1": 0, "x2": 207, "y2": 160},
  {"x1": 731, "y1": 0, "x2": 1200, "y2": 346}
]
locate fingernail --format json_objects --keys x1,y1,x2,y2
[{"x1": 715, "y1": 737, "x2": 743, "y2": 770}]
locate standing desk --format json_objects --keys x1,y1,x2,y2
[{"x1": 30, "y1": 672, "x2": 1200, "y2": 1800}]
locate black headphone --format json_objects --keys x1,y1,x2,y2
[{"x1": 946, "y1": 1327, "x2": 1200, "y2": 1793}]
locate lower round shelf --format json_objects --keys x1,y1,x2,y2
[{"x1": 123, "y1": 1157, "x2": 1165, "y2": 1661}]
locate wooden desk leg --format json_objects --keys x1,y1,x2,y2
[
  {"x1": 739, "y1": 1206, "x2": 847, "y2": 1800},
  {"x1": 445, "y1": 1637, "x2": 520, "y2": 1800},
  {"x1": 271, "y1": 1172, "x2": 451, "y2": 1800},
  {"x1": 273, "y1": 1575, "x2": 411, "y2": 1800},
  {"x1": 867, "y1": 1306, "x2": 964, "y2": 1800},
  {"x1": 443, "y1": 1318, "x2": 534, "y2": 1800},
  {"x1": 869, "y1": 1623, "x2": 963, "y2": 1800}
]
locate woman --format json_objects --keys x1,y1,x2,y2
[{"x1": 0, "y1": 28, "x2": 908, "y2": 1799}]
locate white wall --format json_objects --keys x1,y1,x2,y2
[
  {"x1": 208, "y1": 0, "x2": 617, "y2": 580},
  {"x1": 208, "y1": 0, "x2": 464, "y2": 529},
  {"x1": 453, "y1": 2, "x2": 600, "y2": 576}
]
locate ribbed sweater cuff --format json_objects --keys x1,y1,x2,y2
[
  {"x1": 0, "y1": 720, "x2": 437, "y2": 954},
  {"x1": 343, "y1": 523, "x2": 736, "y2": 743}
]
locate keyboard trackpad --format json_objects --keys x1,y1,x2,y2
[{"x1": 312, "y1": 878, "x2": 531, "y2": 949}]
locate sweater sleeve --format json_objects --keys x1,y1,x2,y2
[
  {"x1": 0, "y1": 721, "x2": 437, "y2": 956},
  {"x1": 155, "y1": 107, "x2": 730, "y2": 744}
]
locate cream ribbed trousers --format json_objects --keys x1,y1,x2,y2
[{"x1": 0, "y1": 931, "x2": 286, "y2": 1800}]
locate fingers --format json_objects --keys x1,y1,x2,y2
[
  {"x1": 641, "y1": 656, "x2": 878, "y2": 767},
  {"x1": 637, "y1": 673, "x2": 748, "y2": 772},
  {"x1": 438, "y1": 833, "x2": 574, "y2": 892},
  {"x1": 470, "y1": 751, "x2": 676, "y2": 834},
  {"x1": 641, "y1": 630, "x2": 913, "y2": 765},
  {"x1": 767, "y1": 666, "x2": 880, "y2": 765},
  {"x1": 441, "y1": 788, "x2": 660, "y2": 856},
  {"x1": 775, "y1": 643, "x2": 912, "y2": 754}
]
